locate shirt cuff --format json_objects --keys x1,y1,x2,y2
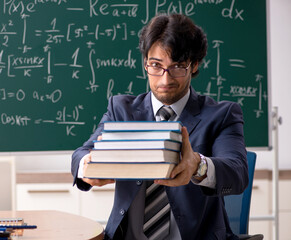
[
  {"x1": 77, "y1": 154, "x2": 90, "y2": 179},
  {"x1": 191, "y1": 156, "x2": 216, "y2": 189}
]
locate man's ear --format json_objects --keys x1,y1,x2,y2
[
  {"x1": 192, "y1": 62, "x2": 199, "y2": 74},
  {"x1": 144, "y1": 57, "x2": 147, "y2": 69}
]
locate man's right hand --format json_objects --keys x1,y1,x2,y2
[{"x1": 82, "y1": 153, "x2": 115, "y2": 187}]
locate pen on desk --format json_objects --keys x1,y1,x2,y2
[{"x1": 0, "y1": 225, "x2": 37, "y2": 229}]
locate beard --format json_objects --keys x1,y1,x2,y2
[{"x1": 152, "y1": 85, "x2": 190, "y2": 105}]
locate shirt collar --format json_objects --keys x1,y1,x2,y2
[{"x1": 151, "y1": 89, "x2": 190, "y2": 119}]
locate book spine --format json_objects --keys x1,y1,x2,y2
[
  {"x1": 91, "y1": 148, "x2": 180, "y2": 153},
  {"x1": 102, "y1": 129, "x2": 182, "y2": 133},
  {"x1": 93, "y1": 139, "x2": 181, "y2": 143}
]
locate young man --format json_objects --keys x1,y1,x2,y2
[{"x1": 71, "y1": 14, "x2": 248, "y2": 240}]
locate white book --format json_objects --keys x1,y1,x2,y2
[
  {"x1": 101, "y1": 131, "x2": 182, "y2": 142},
  {"x1": 103, "y1": 121, "x2": 182, "y2": 132},
  {"x1": 93, "y1": 139, "x2": 181, "y2": 151},
  {"x1": 90, "y1": 148, "x2": 180, "y2": 164},
  {"x1": 84, "y1": 162, "x2": 176, "y2": 179}
]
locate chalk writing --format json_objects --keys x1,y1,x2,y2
[
  {"x1": 1, "y1": 113, "x2": 30, "y2": 126},
  {"x1": 222, "y1": 0, "x2": 244, "y2": 21},
  {"x1": 0, "y1": 0, "x2": 269, "y2": 151},
  {"x1": 0, "y1": 88, "x2": 25, "y2": 101},
  {"x1": 95, "y1": 50, "x2": 136, "y2": 69}
]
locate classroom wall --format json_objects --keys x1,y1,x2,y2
[
  {"x1": 255, "y1": 0, "x2": 291, "y2": 170},
  {"x1": 10, "y1": 0, "x2": 291, "y2": 172}
]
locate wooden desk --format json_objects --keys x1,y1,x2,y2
[{"x1": 0, "y1": 210, "x2": 104, "y2": 240}]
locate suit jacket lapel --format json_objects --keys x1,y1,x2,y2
[
  {"x1": 179, "y1": 87, "x2": 201, "y2": 135},
  {"x1": 131, "y1": 92, "x2": 155, "y2": 121}
]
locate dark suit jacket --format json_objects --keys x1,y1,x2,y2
[{"x1": 71, "y1": 87, "x2": 248, "y2": 240}]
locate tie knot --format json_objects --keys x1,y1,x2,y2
[{"x1": 158, "y1": 106, "x2": 176, "y2": 121}]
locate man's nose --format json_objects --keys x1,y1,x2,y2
[{"x1": 160, "y1": 70, "x2": 172, "y2": 83}]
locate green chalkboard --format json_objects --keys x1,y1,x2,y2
[{"x1": 0, "y1": 0, "x2": 269, "y2": 152}]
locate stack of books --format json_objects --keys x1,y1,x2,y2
[{"x1": 83, "y1": 121, "x2": 182, "y2": 179}]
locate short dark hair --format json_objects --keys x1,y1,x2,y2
[{"x1": 139, "y1": 14, "x2": 207, "y2": 77}]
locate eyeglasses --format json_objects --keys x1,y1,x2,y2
[{"x1": 145, "y1": 62, "x2": 192, "y2": 78}]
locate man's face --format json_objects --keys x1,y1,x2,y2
[{"x1": 146, "y1": 42, "x2": 197, "y2": 105}]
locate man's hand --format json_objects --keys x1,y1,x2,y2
[
  {"x1": 82, "y1": 135, "x2": 115, "y2": 187},
  {"x1": 155, "y1": 126, "x2": 201, "y2": 187}
]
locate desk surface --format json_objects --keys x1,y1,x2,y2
[{"x1": 0, "y1": 210, "x2": 104, "y2": 240}]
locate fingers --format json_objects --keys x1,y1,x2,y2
[
  {"x1": 170, "y1": 161, "x2": 184, "y2": 179},
  {"x1": 82, "y1": 177, "x2": 115, "y2": 187},
  {"x1": 181, "y1": 126, "x2": 193, "y2": 160},
  {"x1": 84, "y1": 154, "x2": 92, "y2": 164},
  {"x1": 155, "y1": 162, "x2": 189, "y2": 187},
  {"x1": 82, "y1": 149, "x2": 115, "y2": 187},
  {"x1": 155, "y1": 173, "x2": 186, "y2": 187},
  {"x1": 181, "y1": 126, "x2": 190, "y2": 151}
]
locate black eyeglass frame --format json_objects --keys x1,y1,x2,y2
[{"x1": 145, "y1": 62, "x2": 192, "y2": 78}]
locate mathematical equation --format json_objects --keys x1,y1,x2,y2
[
  {"x1": 198, "y1": 40, "x2": 267, "y2": 118},
  {"x1": 0, "y1": 105, "x2": 85, "y2": 137}
]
